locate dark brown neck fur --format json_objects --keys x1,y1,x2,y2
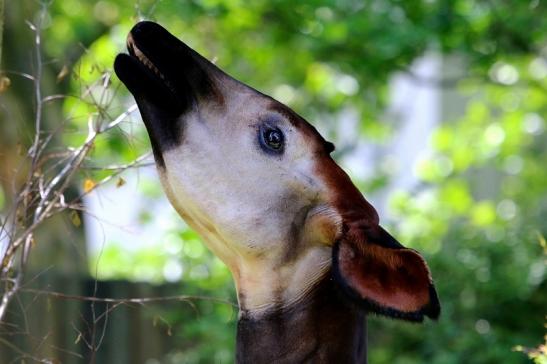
[{"x1": 236, "y1": 273, "x2": 367, "y2": 364}]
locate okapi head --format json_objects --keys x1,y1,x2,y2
[{"x1": 115, "y1": 21, "x2": 439, "y2": 361}]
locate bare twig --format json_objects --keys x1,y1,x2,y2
[
  {"x1": 1, "y1": 70, "x2": 35, "y2": 81},
  {"x1": 0, "y1": 3, "x2": 201, "y2": 363},
  {"x1": 19, "y1": 288, "x2": 236, "y2": 307},
  {"x1": 0, "y1": 0, "x2": 141, "y2": 324},
  {"x1": 0, "y1": 337, "x2": 53, "y2": 364}
]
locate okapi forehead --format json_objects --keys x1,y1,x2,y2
[{"x1": 266, "y1": 101, "x2": 335, "y2": 155}]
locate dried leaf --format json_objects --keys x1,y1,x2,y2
[
  {"x1": 56, "y1": 65, "x2": 70, "y2": 83},
  {"x1": 74, "y1": 333, "x2": 82, "y2": 344},
  {"x1": 116, "y1": 177, "x2": 126, "y2": 188},
  {"x1": 70, "y1": 211, "x2": 81, "y2": 227},
  {"x1": 0, "y1": 76, "x2": 11, "y2": 93},
  {"x1": 83, "y1": 178, "x2": 96, "y2": 193}
]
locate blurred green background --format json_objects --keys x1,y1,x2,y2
[{"x1": 0, "y1": 0, "x2": 545, "y2": 363}]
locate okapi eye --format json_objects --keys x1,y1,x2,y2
[{"x1": 259, "y1": 125, "x2": 285, "y2": 153}]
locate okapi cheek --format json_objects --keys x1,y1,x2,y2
[{"x1": 302, "y1": 206, "x2": 341, "y2": 247}]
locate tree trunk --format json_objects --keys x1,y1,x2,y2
[{"x1": 0, "y1": 0, "x2": 4, "y2": 70}]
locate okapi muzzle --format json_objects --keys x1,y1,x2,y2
[{"x1": 114, "y1": 21, "x2": 440, "y2": 363}]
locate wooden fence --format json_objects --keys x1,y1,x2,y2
[{"x1": 0, "y1": 273, "x2": 190, "y2": 363}]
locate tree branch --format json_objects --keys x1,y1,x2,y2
[{"x1": 19, "y1": 288, "x2": 236, "y2": 307}]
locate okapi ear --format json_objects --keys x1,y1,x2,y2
[{"x1": 333, "y1": 225, "x2": 440, "y2": 322}]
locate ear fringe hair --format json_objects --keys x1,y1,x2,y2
[{"x1": 332, "y1": 241, "x2": 441, "y2": 322}]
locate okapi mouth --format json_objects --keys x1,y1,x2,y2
[
  {"x1": 114, "y1": 21, "x2": 218, "y2": 117},
  {"x1": 114, "y1": 23, "x2": 181, "y2": 115},
  {"x1": 127, "y1": 34, "x2": 173, "y2": 92},
  {"x1": 127, "y1": 36, "x2": 167, "y2": 85},
  {"x1": 114, "y1": 22, "x2": 221, "y2": 161}
]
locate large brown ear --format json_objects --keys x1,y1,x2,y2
[{"x1": 333, "y1": 224, "x2": 440, "y2": 322}]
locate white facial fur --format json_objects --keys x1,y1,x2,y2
[{"x1": 156, "y1": 85, "x2": 341, "y2": 314}]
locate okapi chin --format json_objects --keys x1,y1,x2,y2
[{"x1": 114, "y1": 21, "x2": 440, "y2": 364}]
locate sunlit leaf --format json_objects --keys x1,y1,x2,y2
[
  {"x1": 56, "y1": 65, "x2": 70, "y2": 82},
  {"x1": 83, "y1": 178, "x2": 96, "y2": 193},
  {"x1": 116, "y1": 177, "x2": 126, "y2": 188},
  {"x1": 470, "y1": 201, "x2": 496, "y2": 227},
  {"x1": 70, "y1": 210, "x2": 81, "y2": 227},
  {"x1": 0, "y1": 76, "x2": 11, "y2": 93}
]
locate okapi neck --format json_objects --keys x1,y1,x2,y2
[{"x1": 235, "y1": 274, "x2": 368, "y2": 364}]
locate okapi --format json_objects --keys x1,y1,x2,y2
[{"x1": 114, "y1": 21, "x2": 440, "y2": 364}]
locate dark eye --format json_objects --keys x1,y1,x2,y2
[{"x1": 259, "y1": 125, "x2": 285, "y2": 154}]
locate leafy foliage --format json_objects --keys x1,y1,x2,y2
[{"x1": 2, "y1": 0, "x2": 545, "y2": 363}]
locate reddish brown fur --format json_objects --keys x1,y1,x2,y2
[
  {"x1": 338, "y1": 241, "x2": 431, "y2": 312},
  {"x1": 313, "y1": 149, "x2": 436, "y2": 317}
]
